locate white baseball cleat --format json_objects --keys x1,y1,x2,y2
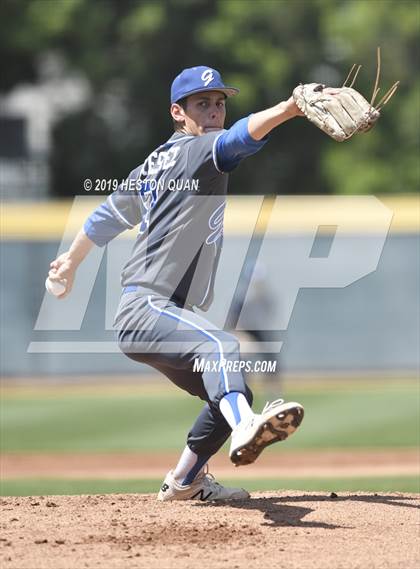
[
  {"x1": 229, "y1": 399, "x2": 305, "y2": 466},
  {"x1": 157, "y1": 468, "x2": 249, "y2": 502}
]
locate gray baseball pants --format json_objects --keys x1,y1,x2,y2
[{"x1": 115, "y1": 290, "x2": 253, "y2": 458}]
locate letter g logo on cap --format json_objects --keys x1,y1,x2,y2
[{"x1": 201, "y1": 69, "x2": 214, "y2": 87}]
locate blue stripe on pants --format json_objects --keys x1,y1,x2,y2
[{"x1": 147, "y1": 295, "x2": 230, "y2": 393}]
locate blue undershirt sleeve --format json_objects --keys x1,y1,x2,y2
[
  {"x1": 83, "y1": 199, "x2": 131, "y2": 247},
  {"x1": 214, "y1": 115, "x2": 269, "y2": 173},
  {"x1": 83, "y1": 166, "x2": 143, "y2": 247}
]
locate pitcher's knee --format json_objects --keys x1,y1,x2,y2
[
  {"x1": 197, "y1": 332, "x2": 240, "y2": 368},
  {"x1": 217, "y1": 331, "x2": 241, "y2": 356}
]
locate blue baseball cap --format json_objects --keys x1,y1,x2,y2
[{"x1": 170, "y1": 66, "x2": 239, "y2": 104}]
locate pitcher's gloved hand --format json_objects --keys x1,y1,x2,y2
[{"x1": 293, "y1": 47, "x2": 399, "y2": 142}]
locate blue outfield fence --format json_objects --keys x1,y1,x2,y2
[{"x1": 1, "y1": 196, "x2": 419, "y2": 376}]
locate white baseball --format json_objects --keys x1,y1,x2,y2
[{"x1": 45, "y1": 277, "x2": 67, "y2": 297}]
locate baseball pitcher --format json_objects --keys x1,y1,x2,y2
[{"x1": 48, "y1": 66, "x2": 307, "y2": 502}]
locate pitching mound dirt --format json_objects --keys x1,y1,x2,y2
[{"x1": 1, "y1": 491, "x2": 419, "y2": 569}]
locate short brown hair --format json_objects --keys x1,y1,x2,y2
[{"x1": 172, "y1": 97, "x2": 188, "y2": 132}]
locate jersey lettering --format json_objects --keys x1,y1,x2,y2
[
  {"x1": 143, "y1": 146, "x2": 181, "y2": 176},
  {"x1": 138, "y1": 180, "x2": 158, "y2": 234},
  {"x1": 206, "y1": 202, "x2": 226, "y2": 244},
  {"x1": 138, "y1": 146, "x2": 181, "y2": 233}
]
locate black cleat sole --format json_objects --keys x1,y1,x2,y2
[{"x1": 231, "y1": 405, "x2": 304, "y2": 467}]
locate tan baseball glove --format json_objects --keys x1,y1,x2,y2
[{"x1": 293, "y1": 48, "x2": 399, "y2": 142}]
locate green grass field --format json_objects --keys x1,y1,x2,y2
[
  {"x1": 2, "y1": 476, "x2": 419, "y2": 497},
  {"x1": 1, "y1": 381, "x2": 419, "y2": 453},
  {"x1": 1, "y1": 379, "x2": 419, "y2": 496}
]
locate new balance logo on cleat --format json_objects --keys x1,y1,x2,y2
[
  {"x1": 157, "y1": 469, "x2": 249, "y2": 502},
  {"x1": 190, "y1": 489, "x2": 213, "y2": 501}
]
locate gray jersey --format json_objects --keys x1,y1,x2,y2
[{"x1": 86, "y1": 131, "x2": 228, "y2": 310}]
